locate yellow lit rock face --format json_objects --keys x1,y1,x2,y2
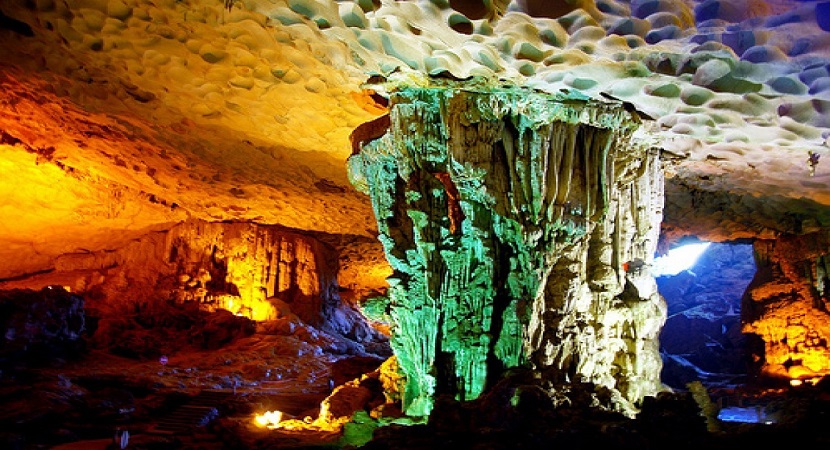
[
  {"x1": 165, "y1": 220, "x2": 339, "y2": 323},
  {"x1": 743, "y1": 234, "x2": 830, "y2": 383},
  {"x1": 0, "y1": 218, "x2": 378, "y2": 333},
  {"x1": 0, "y1": 69, "x2": 187, "y2": 279}
]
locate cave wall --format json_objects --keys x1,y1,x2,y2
[
  {"x1": 0, "y1": 219, "x2": 376, "y2": 340},
  {"x1": 165, "y1": 220, "x2": 339, "y2": 325},
  {"x1": 348, "y1": 84, "x2": 665, "y2": 417},
  {"x1": 743, "y1": 232, "x2": 830, "y2": 384}
]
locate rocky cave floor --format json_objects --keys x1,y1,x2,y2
[
  {"x1": 2, "y1": 296, "x2": 830, "y2": 450},
  {"x1": 0, "y1": 343, "x2": 348, "y2": 450},
  {"x1": 0, "y1": 289, "x2": 397, "y2": 450}
]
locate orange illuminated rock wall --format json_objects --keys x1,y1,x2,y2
[
  {"x1": 0, "y1": 65, "x2": 382, "y2": 292},
  {"x1": 743, "y1": 232, "x2": 830, "y2": 384},
  {"x1": 164, "y1": 220, "x2": 340, "y2": 324},
  {"x1": 0, "y1": 219, "x2": 370, "y2": 333}
]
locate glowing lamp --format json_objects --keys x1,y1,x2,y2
[{"x1": 254, "y1": 410, "x2": 283, "y2": 428}]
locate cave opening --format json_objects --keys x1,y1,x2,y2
[{"x1": 656, "y1": 240, "x2": 756, "y2": 392}]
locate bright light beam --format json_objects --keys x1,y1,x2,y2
[{"x1": 652, "y1": 242, "x2": 711, "y2": 277}]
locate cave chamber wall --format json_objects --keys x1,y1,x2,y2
[{"x1": 0, "y1": 219, "x2": 379, "y2": 344}]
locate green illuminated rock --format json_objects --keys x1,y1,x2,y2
[{"x1": 348, "y1": 83, "x2": 665, "y2": 418}]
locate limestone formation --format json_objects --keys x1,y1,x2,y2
[
  {"x1": 4, "y1": 219, "x2": 380, "y2": 343},
  {"x1": 349, "y1": 82, "x2": 665, "y2": 417},
  {"x1": 0, "y1": 286, "x2": 86, "y2": 363},
  {"x1": 743, "y1": 232, "x2": 830, "y2": 384}
]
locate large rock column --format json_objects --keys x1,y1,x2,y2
[{"x1": 348, "y1": 85, "x2": 665, "y2": 417}]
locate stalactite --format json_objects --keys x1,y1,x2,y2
[
  {"x1": 554, "y1": 123, "x2": 576, "y2": 207},
  {"x1": 348, "y1": 84, "x2": 663, "y2": 417}
]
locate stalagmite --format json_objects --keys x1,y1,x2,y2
[{"x1": 348, "y1": 82, "x2": 666, "y2": 417}]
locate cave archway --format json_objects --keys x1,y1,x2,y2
[{"x1": 656, "y1": 240, "x2": 756, "y2": 391}]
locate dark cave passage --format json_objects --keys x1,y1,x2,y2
[{"x1": 656, "y1": 242, "x2": 756, "y2": 391}]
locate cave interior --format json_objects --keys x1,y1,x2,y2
[{"x1": 1, "y1": 0, "x2": 830, "y2": 449}]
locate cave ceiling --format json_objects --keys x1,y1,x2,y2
[{"x1": 0, "y1": 0, "x2": 829, "y2": 287}]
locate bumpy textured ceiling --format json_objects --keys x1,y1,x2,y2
[{"x1": 0, "y1": 0, "x2": 829, "y2": 286}]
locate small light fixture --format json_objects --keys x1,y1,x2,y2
[{"x1": 254, "y1": 410, "x2": 283, "y2": 428}]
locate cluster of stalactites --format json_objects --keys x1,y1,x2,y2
[
  {"x1": 348, "y1": 84, "x2": 661, "y2": 417},
  {"x1": 163, "y1": 220, "x2": 339, "y2": 323},
  {"x1": 525, "y1": 140, "x2": 666, "y2": 416}
]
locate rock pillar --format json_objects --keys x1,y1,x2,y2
[{"x1": 348, "y1": 84, "x2": 666, "y2": 417}]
